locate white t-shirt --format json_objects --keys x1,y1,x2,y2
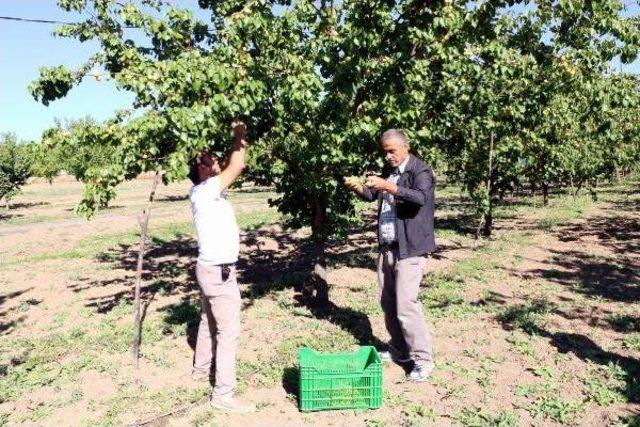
[{"x1": 189, "y1": 176, "x2": 240, "y2": 265}]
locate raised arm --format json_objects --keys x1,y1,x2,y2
[{"x1": 219, "y1": 120, "x2": 248, "y2": 190}]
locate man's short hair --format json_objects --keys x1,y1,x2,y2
[
  {"x1": 188, "y1": 151, "x2": 207, "y2": 185},
  {"x1": 380, "y1": 129, "x2": 409, "y2": 146}
]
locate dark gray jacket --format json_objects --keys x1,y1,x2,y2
[{"x1": 361, "y1": 154, "x2": 436, "y2": 259}]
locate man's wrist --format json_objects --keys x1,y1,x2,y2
[{"x1": 386, "y1": 182, "x2": 398, "y2": 194}]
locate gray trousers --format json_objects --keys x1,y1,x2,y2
[
  {"x1": 194, "y1": 263, "x2": 241, "y2": 398},
  {"x1": 377, "y1": 248, "x2": 433, "y2": 365}
]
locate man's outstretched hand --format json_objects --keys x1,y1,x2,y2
[
  {"x1": 232, "y1": 119, "x2": 248, "y2": 147},
  {"x1": 343, "y1": 176, "x2": 363, "y2": 192}
]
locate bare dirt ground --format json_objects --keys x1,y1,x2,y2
[{"x1": 0, "y1": 177, "x2": 638, "y2": 426}]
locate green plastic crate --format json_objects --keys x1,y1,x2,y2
[{"x1": 298, "y1": 346, "x2": 383, "y2": 412}]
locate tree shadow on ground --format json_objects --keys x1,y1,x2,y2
[
  {"x1": 293, "y1": 295, "x2": 385, "y2": 349},
  {"x1": 156, "y1": 195, "x2": 188, "y2": 202},
  {"x1": 498, "y1": 303, "x2": 640, "y2": 403},
  {"x1": 549, "y1": 332, "x2": 639, "y2": 403},
  {"x1": 163, "y1": 299, "x2": 201, "y2": 351},
  {"x1": 433, "y1": 192, "x2": 480, "y2": 236},
  {"x1": 66, "y1": 235, "x2": 198, "y2": 313},
  {"x1": 0, "y1": 289, "x2": 31, "y2": 307},
  {"x1": 5, "y1": 201, "x2": 50, "y2": 209},
  {"x1": 606, "y1": 314, "x2": 640, "y2": 333},
  {"x1": 0, "y1": 317, "x2": 24, "y2": 335},
  {"x1": 435, "y1": 213, "x2": 479, "y2": 236},
  {"x1": 614, "y1": 413, "x2": 640, "y2": 426},
  {"x1": 502, "y1": 205, "x2": 640, "y2": 304},
  {"x1": 510, "y1": 248, "x2": 639, "y2": 303},
  {"x1": 555, "y1": 215, "x2": 640, "y2": 256},
  {"x1": 0, "y1": 288, "x2": 36, "y2": 336},
  {"x1": 79, "y1": 212, "x2": 470, "y2": 359},
  {"x1": 230, "y1": 186, "x2": 274, "y2": 194},
  {"x1": 470, "y1": 290, "x2": 510, "y2": 308},
  {"x1": 77, "y1": 227, "x2": 385, "y2": 348},
  {"x1": 0, "y1": 213, "x2": 23, "y2": 221},
  {"x1": 65, "y1": 205, "x2": 125, "y2": 212}
]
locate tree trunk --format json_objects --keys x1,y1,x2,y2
[
  {"x1": 481, "y1": 132, "x2": 494, "y2": 238},
  {"x1": 312, "y1": 240, "x2": 329, "y2": 305},
  {"x1": 589, "y1": 179, "x2": 598, "y2": 202},
  {"x1": 569, "y1": 175, "x2": 576, "y2": 198},
  {"x1": 310, "y1": 196, "x2": 329, "y2": 306},
  {"x1": 132, "y1": 171, "x2": 161, "y2": 368},
  {"x1": 542, "y1": 182, "x2": 549, "y2": 206},
  {"x1": 3, "y1": 197, "x2": 9, "y2": 211},
  {"x1": 482, "y1": 205, "x2": 493, "y2": 237}
]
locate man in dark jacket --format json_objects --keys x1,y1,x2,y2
[{"x1": 344, "y1": 129, "x2": 436, "y2": 381}]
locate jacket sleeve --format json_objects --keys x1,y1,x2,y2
[
  {"x1": 395, "y1": 167, "x2": 434, "y2": 206},
  {"x1": 360, "y1": 186, "x2": 379, "y2": 202}
]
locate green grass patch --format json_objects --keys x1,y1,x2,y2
[
  {"x1": 421, "y1": 237, "x2": 527, "y2": 319},
  {"x1": 1, "y1": 214, "x2": 61, "y2": 226},
  {"x1": 527, "y1": 395, "x2": 584, "y2": 424},
  {"x1": 582, "y1": 376, "x2": 626, "y2": 406},
  {"x1": 506, "y1": 333, "x2": 537, "y2": 357},
  {"x1": 401, "y1": 403, "x2": 437, "y2": 424},
  {"x1": 86, "y1": 385, "x2": 209, "y2": 426},
  {"x1": 238, "y1": 318, "x2": 361, "y2": 389},
  {"x1": 531, "y1": 195, "x2": 594, "y2": 230},
  {"x1": 622, "y1": 333, "x2": 640, "y2": 351},
  {"x1": 452, "y1": 408, "x2": 520, "y2": 427},
  {"x1": 514, "y1": 368, "x2": 582, "y2": 424},
  {"x1": 0, "y1": 302, "x2": 174, "y2": 404},
  {"x1": 497, "y1": 298, "x2": 552, "y2": 335}
]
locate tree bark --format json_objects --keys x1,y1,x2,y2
[
  {"x1": 132, "y1": 171, "x2": 161, "y2": 368},
  {"x1": 310, "y1": 195, "x2": 329, "y2": 306},
  {"x1": 569, "y1": 175, "x2": 576, "y2": 198},
  {"x1": 480, "y1": 132, "x2": 494, "y2": 238},
  {"x1": 482, "y1": 206, "x2": 493, "y2": 237},
  {"x1": 530, "y1": 180, "x2": 537, "y2": 198},
  {"x1": 312, "y1": 240, "x2": 329, "y2": 305},
  {"x1": 542, "y1": 182, "x2": 549, "y2": 206},
  {"x1": 589, "y1": 179, "x2": 598, "y2": 201}
]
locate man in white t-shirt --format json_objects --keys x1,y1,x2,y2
[{"x1": 188, "y1": 120, "x2": 254, "y2": 413}]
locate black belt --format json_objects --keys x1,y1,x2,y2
[{"x1": 380, "y1": 241, "x2": 399, "y2": 250}]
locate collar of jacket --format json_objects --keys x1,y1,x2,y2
[{"x1": 382, "y1": 154, "x2": 416, "y2": 178}]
